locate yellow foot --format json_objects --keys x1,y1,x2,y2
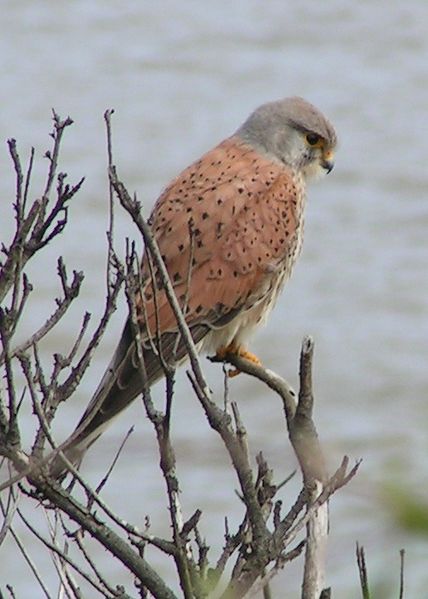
[{"x1": 215, "y1": 343, "x2": 262, "y2": 377}]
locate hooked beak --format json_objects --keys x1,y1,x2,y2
[{"x1": 321, "y1": 158, "x2": 334, "y2": 174}]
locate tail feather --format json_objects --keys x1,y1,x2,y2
[{"x1": 50, "y1": 319, "x2": 209, "y2": 478}]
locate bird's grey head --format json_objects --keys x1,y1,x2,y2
[{"x1": 236, "y1": 97, "x2": 337, "y2": 180}]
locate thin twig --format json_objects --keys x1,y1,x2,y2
[
  {"x1": 356, "y1": 543, "x2": 370, "y2": 599},
  {"x1": 54, "y1": 264, "x2": 123, "y2": 404},
  {"x1": 0, "y1": 484, "x2": 54, "y2": 599},
  {"x1": 48, "y1": 517, "x2": 82, "y2": 599},
  {"x1": 94, "y1": 426, "x2": 134, "y2": 496},
  {"x1": 399, "y1": 549, "x2": 405, "y2": 599},
  {"x1": 70, "y1": 525, "x2": 120, "y2": 597},
  {"x1": 42, "y1": 112, "x2": 74, "y2": 201},
  {"x1": 0, "y1": 482, "x2": 20, "y2": 546},
  {"x1": 22, "y1": 146, "x2": 35, "y2": 214},
  {"x1": 7, "y1": 138, "x2": 24, "y2": 220},
  {"x1": 104, "y1": 108, "x2": 116, "y2": 292},
  {"x1": 17, "y1": 507, "x2": 119, "y2": 598}
]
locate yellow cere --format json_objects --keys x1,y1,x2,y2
[{"x1": 322, "y1": 147, "x2": 335, "y2": 161}]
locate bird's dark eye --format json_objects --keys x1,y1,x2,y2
[{"x1": 305, "y1": 133, "x2": 321, "y2": 146}]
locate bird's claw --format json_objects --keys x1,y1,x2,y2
[{"x1": 215, "y1": 344, "x2": 262, "y2": 377}]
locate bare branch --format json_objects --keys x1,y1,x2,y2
[
  {"x1": 17, "y1": 506, "x2": 123, "y2": 598},
  {"x1": 210, "y1": 338, "x2": 337, "y2": 596},
  {"x1": 54, "y1": 265, "x2": 123, "y2": 404},
  {"x1": 0, "y1": 480, "x2": 20, "y2": 547},
  {"x1": 7, "y1": 138, "x2": 24, "y2": 221},
  {"x1": 104, "y1": 108, "x2": 116, "y2": 292},
  {"x1": 0, "y1": 309, "x2": 20, "y2": 449},
  {"x1": 41, "y1": 111, "x2": 74, "y2": 201},
  {"x1": 209, "y1": 350, "x2": 297, "y2": 421},
  {"x1": 24, "y1": 480, "x2": 178, "y2": 599},
  {"x1": 94, "y1": 426, "x2": 134, "y2": 496},
  {"x1": 69, "y1": 524, "x2": 122, "y2": 598},
  {"x1": 0, "y1": 114, "x2": 82, "y2": 306},
  {"x1": 356, "y1": 543, "x2": 370, "y2": 599},
  {"x1": 22, "y1": 147, "x2": 35, "y2": 215},
  {"x1": 0, "y1": 197, "x2": 38, "y2": 295},
  {"x1": 0, "y1": 485, "x2": 52, "y2": 599},
  {"x1": 243, "y1": 541, "x2": 306, "y2": 598},
  {"x1": 399, "y1": 548, "x2": 405, "y2": 599}
]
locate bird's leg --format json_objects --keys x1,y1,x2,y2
[{"x1": 215, "y1": 343, "x2": 262, "y2": 377}]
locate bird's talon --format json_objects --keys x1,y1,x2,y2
[
  {"x1": 237, "y1": 349, "x2": 262, "y2": 366},
  {"x1": 228, "y1": 368, "x2": 241, "y2": 378},
  {"x1": 215, "y1": 344, "x2": 262, "y2": 376}
]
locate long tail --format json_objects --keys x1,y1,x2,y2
[{"x1": 49, "y1": 319, "x2": 208, "y2": 478}]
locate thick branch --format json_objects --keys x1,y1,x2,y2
[{"x1": 30, "y1": 478, "x2": 178, "y2": 599}]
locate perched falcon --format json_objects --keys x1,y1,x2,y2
[{"x1": 51, "y1": 96, "x2": 336, "y2": 476}]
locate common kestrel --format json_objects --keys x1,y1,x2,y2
[{"x1": 52, "y1": 96, "x2": 336, "y2": 476}]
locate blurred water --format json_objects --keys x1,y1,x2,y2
[{"x1": 1, "y1": 1, "x2": 428, "y2": 597}]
